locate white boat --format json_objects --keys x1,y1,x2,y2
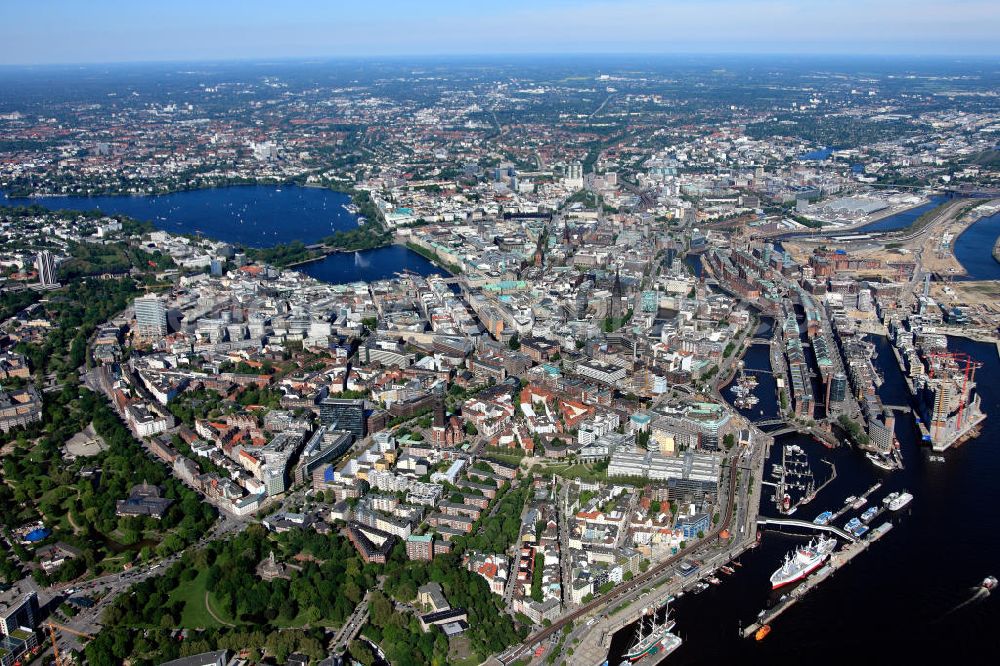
[
  {"x1": 888, "y1": 491, "x2": 913, "y2": 511},
  {"x1": 866, "y1": 452, "x2": 895, "y2": 471},
  {"x1": 769, "y1": 535, "x2": 837, "y2": 589}
]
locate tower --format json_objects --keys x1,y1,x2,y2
[
  {"x1": 35, "y1": 251, "x2": 57, "y2": 287},
  {"x1": 134, "y1": 295, "x2": 167, "y2": 341},
  {"x1": 610, "y1": 269, "x2": 624, "y2": 322}
]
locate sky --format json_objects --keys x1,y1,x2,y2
[{"x1": 2, "y1": 0, "x2": 999, "y2": 65}]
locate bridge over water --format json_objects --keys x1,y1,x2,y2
[{"x1": 757, "y1": 517, "x2": 856, "y2": 542}]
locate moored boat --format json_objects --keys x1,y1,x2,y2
[
  {"x1": 769, "y1": 535, "x2": 837, "y2": 589},
  {"x1": 888, "y1": 491, "x2": 913, "y2": 511},
  {"x1": 622, "y1": 607, "x2": 682, "y2": 662}
]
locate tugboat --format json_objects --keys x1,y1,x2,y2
[{"x1": 981, "y1": 576, "x2": 998, "y2": 591}]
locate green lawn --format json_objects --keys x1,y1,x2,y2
[{"x1": 168, "y1": 568, "x2": 232, "y2": 628}]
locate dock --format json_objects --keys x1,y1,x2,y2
[
  {"x1": 742, "y1": 521, "x2": 894, "y2": 638},
  {"x1": 828, "y1": 481, "x2": 882, "y2": 524}
]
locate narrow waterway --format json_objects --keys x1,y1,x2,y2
[{"x1": 608, "y1": 331, "x2": 1000, "y2": 665}]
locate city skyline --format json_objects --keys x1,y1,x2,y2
[{"x1": 2, "y1": 0, "x2": 1000, "y2": 65}]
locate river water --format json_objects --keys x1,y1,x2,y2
[
  {"x1": 608, "y1": 329, "x2": 1000, "y2": 665},
  {"x1": 954, "y1": 211, "x2": 1000, "y2": 281},
  {"x1": 856, "y1": 194, "x2": 949, "y2": 233},
  {"x1": 0, "y1": 186, "x2": 447, "y2": 284}
]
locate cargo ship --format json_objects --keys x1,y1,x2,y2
[
  {"x1": 622, "y1": 608, "x2": 683, "y2": 662},
  {"x1": 769, "y1": 535, "x2": 838, "y2": 589}
]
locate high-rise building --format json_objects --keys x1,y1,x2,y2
[
  {"x1": 0, "y1": 587, "x2": 40, "y2": 666},
  {"x1": 0, "y1": 589, "x2": 38, "y2": 636},
  {"x1": 564, "y1": 161, "x2": 584, "y2": 188},
  {"x1": 35, "y1": 250, "x2": 57, "y2": 287},
  {"x1": 319, "y1": 398, "x2": 366, "y2": 438},
  {"x1": 134, "y1": 295, "x2": 168, "y2": 340}
]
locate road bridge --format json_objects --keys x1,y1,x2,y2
[{"x1": 757, "y1": 517, "x2": 855, "y2": 542}]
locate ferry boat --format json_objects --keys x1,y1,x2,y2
[
  {"x1": 860, "y1": 507, "x2": 878, "y2": 523},
  {"x1": 813, "y1": 511, "x2": 833, "y2": 526},
  {"x1": 769, "y1": 535, "x2": 838, "y2": 589},
  {"x1": 622, "y1": 609, "x2": 682, "y2": 662},
  {"x1": 887, "y1": 491, "x2": 913, "y2": 511}
]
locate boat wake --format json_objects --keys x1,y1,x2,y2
[
  {"x1": 354, "y1": 251, "x2": 370, "y2": 268},
  {"x1": 940, "y1": 587, "x2": 990, "y2": 619}
]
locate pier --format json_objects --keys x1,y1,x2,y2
[
  {"x1": 827, "y1": 481, "x2": 883, "y2": 523},
  {"x1": 756, "y1": 517, "x2": 855, "y2": 542},
  {"x1": 742, "y1": 521, "x2": 894, "y2": 638}
]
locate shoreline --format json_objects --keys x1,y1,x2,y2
[
  {"x1": 0, "y1": 178, "x2": 300, "y2": 200},
  {"x1": 776, "y1": 194, "x2": 942, "y2": 239},
  {"x1": 947, "y1": 200, "x2": 1000, "y2": 274},
  {"x1": 2, "y1": 182, "x2": 400, "y2": 257}
]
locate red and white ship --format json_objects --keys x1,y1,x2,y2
[{"x1": 769, "y1": 535, "x2": 837, "y2": 589}]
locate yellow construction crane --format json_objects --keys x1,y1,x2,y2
[{"x1": 45, "y1": 622, "x2": 93, "y2": 666}]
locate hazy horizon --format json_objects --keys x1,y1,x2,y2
[{"x1": 3, "y1": 0, "x2": 999, "y2": 66}]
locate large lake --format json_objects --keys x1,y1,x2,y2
[
  {"x1": 0, "y1": 185, "x2": 357, "y2": 247},
  {"x1": 0, "y1": 185, "x2": 448, "y2": 283}
]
